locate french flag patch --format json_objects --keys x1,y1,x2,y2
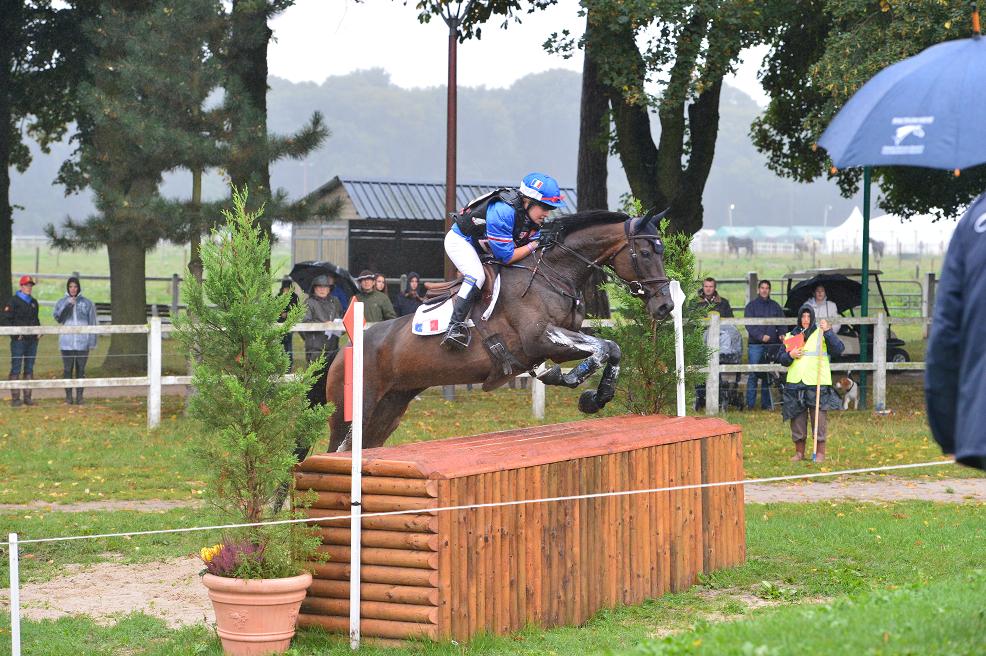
[
  {"x1": 430, "y1": 319, "x2": 440, "y2": 331},
  {"x1": 414, "y1": 322, "x2": 423, "y2": 332}
]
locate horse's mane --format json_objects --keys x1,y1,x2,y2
[{"x1": 551, "y1": 209, "x2": 629, "y2": 234}]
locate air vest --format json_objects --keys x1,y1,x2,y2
[
  {"x1": 785, "y1": 329, "x2": 832, "y2": 386},
  {"x1": 452, "y1": 188, "x2": 538, "y2": 246}
]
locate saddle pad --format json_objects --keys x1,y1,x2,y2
[{"x1": 412, "y1": 274, "x2": 501, "y2": 335}]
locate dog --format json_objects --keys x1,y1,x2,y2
[{"x1": 834, "y1": 375, "x2": 859, "y2": 410}]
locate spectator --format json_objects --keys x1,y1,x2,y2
[
  {"x1": 778, "y1": 305, "x2": 844, "y2": 463},
  {"x1": 394, "y1": 271, "x2": 425, "y2": 317},
  {"x1": 329, "y1": 273, "x2": 349, "y2": 310},
  {"x1": 302, "y1": 274, "x2": 342, "y2": 365},
  {"x1": 693, "y1": 277, "x2": 733, "y2": 411},
  {"x1": 805, "y1": 284, "x2": 840, "y2": 333},
  {"x1": 53, "y1": 277, "x2": 98, "y2": 405},
  {"x1": 277, "y1": 278, "x2": 300, "y2": 368},
  {"x1": 1, "y1": 276, "x2": 41, "y2": 407},
  {"x1": 695, "y1": 277, "x2": 734, "y2": 317},
  {"x1": 354, "y1": 270, "x2": 397, "y2": 322},
  {"x1": 374, "y1": 273, "x2": 388, "y2": 295},
  {"x1": 926, "y1": 191, "x2": 986, "y2": 471},
  {"x1": 743, "y1": 280, "x2": 785, "y2": 410}
]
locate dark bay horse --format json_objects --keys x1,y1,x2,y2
[{"x1": 325, "y1": 210, "x2": 675, "y2": 451}]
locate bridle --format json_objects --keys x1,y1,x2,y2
[{"x1": 541, "y1": 217, "x2": 671, "y2": 302}]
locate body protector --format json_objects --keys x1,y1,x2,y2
[{"x1": 451, "y1": 188, "x2": 540, "y2": 254}]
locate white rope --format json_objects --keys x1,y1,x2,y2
[{"x1": 6, "y1": 459, "x2": 956, "y2": 546}]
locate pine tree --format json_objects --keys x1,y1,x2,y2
[{"x1": 175, "y1": 188, "x2": 328, "y2": 577}]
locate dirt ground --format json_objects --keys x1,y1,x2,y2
[{"x1": 1, "y1": 476, "x2": 983, "y2": 629}]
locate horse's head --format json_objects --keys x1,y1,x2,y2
[{"x1": 609, "y1": 210, "x2": 675, "y2": 320}]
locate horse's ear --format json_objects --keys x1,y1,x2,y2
[{"x1": 635, "y1": 206, "x2": 671, "y2": 233}]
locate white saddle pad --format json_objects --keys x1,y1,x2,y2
[{"x1": 411, "y1": 274, "x2": 501, "y2": 336}]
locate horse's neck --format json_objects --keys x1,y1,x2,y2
[{"x1": 544, "y1": 229, "x2": 621, "y2": 288}]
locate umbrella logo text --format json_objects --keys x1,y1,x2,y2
[{"x1": 881, "y1": 116, "x2": 933, "y2": 156}]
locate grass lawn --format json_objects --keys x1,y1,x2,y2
[{"x1": 1, "y1": 501, "x2": 982, "y2": 655}]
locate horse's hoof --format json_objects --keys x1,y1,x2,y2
[
  {"x1": 538, "y1": 365, "x2": 563, "y2": 386},
  {"x1": 578, "y1": 390, "x2": 601, "y2": 414}
]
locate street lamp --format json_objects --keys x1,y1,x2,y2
[
  {"x1": 824, "y1": 204, "x2": 832, "y2": 228},
  {"x1": 728, "y1": 203, "x2": 735, "y2": 227}
]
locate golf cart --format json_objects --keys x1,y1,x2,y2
[{"x1": 782, "y1": 269, "x2": 910, "y2": 363}]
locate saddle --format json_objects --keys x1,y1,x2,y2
[{"x1": 423, "y1": 262, "x2": 499, "y2": 305}]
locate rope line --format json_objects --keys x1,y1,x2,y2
[{"x1": 4, "y1": 459, "x2": 956, "y2": 546}]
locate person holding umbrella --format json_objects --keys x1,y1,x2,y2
[
  {"x1": 778, "y1": 305, "x2": 844, "y2": 462},
  {"x1": 301, "y1": 275, "x2": 343, "y2": 365}
]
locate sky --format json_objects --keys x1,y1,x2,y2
[{"x1": 268, "y1": 0, "x2": 770, "y2": 105}]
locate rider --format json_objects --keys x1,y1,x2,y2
[{"x1": 442, "y1": 172, "x2": 565, "y2": 350}]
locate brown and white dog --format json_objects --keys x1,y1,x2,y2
[{"x1": 834, "y1": 375, "x2": 859, "y2": 410}]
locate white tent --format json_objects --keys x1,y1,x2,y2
[
  {"x1": 825, "y1": 206, "x2": 956, "y2": 255},
  {"x1": 824, "y1": 207, "x2": 864, "y2": 253}
]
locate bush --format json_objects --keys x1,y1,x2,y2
[
  {"x1": 599, "y1": 199, "x2": 710, "y2": 415},
  {"x1": 175, "y1": 189, "x2": 331, "y2": 579}
]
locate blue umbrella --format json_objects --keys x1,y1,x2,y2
[{"x1": 818, "y1": 36, "x2": 986, "y2": 170}]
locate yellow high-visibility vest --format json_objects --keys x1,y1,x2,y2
[{"x1": 785, "y1": 328, "x2": 832, "y2": 386}]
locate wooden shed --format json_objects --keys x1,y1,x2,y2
[
  {"x1": 292, "y1": 177, "x2": 579, "y2": 279},
  {"x1": 294, "y1": 414, "x2": 745, "y2": 642}
]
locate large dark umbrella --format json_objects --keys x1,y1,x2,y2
[
  {"x1": 784, "y1": 274, "x2": 862, "y2": 316},
  {"x1": 288, "y1": 261, "x2": 358, "y2": 297}
]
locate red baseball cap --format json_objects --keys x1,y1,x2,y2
[{"x1": 18, "y1": 275, "x2": 36, "y2": 286}]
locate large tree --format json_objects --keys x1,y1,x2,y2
[
  {"x1": 567, "y1": 0, "x2": 774, "y2": 235},
  {"x1": 752, "y1": 0, "x2": 986, "y2": 218},
  {"x1": 50, "y1": 0, "x2": 225, "y2": 371},
  {"x1": 1, "y1": 1, "x2": 80, "y2": 301}
]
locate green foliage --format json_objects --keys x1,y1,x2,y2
[
  {"x1": 599, "y1": 197, "x2": 710, "y2": 414},
  {"x1": 174, "y1": 188, "x2": 330, "y2": 579},
  {"x1": 753, "y1": 0, "x2": 986, "y2": 218}
]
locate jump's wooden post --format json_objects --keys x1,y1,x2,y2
[
  {"x1": 295, "y1": 415, "x2": 745, "y2": 643},
  {"x1": 706, "y1": 312, "x2": 721, "y2": 415}
]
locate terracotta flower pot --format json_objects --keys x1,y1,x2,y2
[{"x1": 203, "y1": 572, "x2": 312, "y2": 656}]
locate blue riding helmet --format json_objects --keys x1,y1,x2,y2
[{"x1": 519, "y1": 172, "x2": 565, "y2": 208}]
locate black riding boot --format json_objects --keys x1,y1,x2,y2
[{"x1": 441, "y1": 290, "x2": 476, "y2": 352}]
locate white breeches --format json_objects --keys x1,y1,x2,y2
[{"x1": 445, "y1": 231, "x2": 485, "y2": 298}]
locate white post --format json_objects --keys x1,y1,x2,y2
[
  {"x1": 874, "y1": 312, "x2": 888, "y2": 412},
  {"x1": 670, "y1": 281, "x2": 687, "y2": 417},
  {"x1": 706, "y1": 312, "x2": 721, "y2": 415},
  {"x1": 147, "y1": 317, "x2": 162, "y2": 429},
  {"x1": 532, "y1": 377, "x2": 545, "y2": 420},
  {"x1": 349, "y1": 301, "x2": 364, "y2": 650},
  {"x1": 9, "y1": 533, "x2": 21, "y2": 656}
]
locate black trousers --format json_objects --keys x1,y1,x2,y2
[{"x1": 61, "y1": 350, "x2": 89, "y2": 379}]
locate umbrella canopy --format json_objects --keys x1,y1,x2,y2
[
  {"x1": 288, "y1": 261, "x2": 359, "y2": 297},
  {"x1": 818, "y1": 36, "x2": 986, "y2": 171},
  {"x1": 784, "y1": 274, "x2": 863, "y2": 316}
]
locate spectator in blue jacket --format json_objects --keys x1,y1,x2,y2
[
  {"x1": 53, "y1": 277, "x2": 98, "y2": 405},
  {"x1": 926, "y1": 192, "x2": 986, "y2": 471},
  {"x1": 743, "y1": 280, "x2": 786, "y2": 410}
]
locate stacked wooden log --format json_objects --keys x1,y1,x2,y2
[{"x1": 295, "y1": 414, "x2": 745, "y2": 642}]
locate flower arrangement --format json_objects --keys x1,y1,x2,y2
[{"x1": 175, "y1": 189, "x2": 331, "y2": 580}]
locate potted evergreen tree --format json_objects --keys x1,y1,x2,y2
[{"x1": 174, "y1": 190, "x2": 331, "y2": 655}]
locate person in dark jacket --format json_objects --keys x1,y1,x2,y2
[
  {"x1": 693, "y1": 277, "x2": 733, "y2": 410},
  {"x1": 354, "y1": 270, "x2": 397, "y2": 322},
  {"x1": 277, "y1": 278, "x2": 300, "y2": 369},
  {"x1": 926, "y1": 192, "x2": 986, "y2": 471},
  {"x1": 302, "y1": 275, "x2": 343, "y2": 365},
  {"x1": 1, "y1": 276, "x2": 41, "y2": 407},
  {"x1": 743, "y1": 280, "x2": 786, "y2": 410},
  {"x1": 394, "y1": 271, "x2": 425, "y2": 317},
  {"x1": 53, "y1": 277, "x2": 98, "y2": 404},
  {"x1": 778, "y1": 305, "x2": 844, "y2": 463}
]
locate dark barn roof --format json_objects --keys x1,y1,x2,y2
[{"x1": 310, "y1": 176, "x2": 580, "y2": 221}]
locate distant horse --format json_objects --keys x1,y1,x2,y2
[
  {"x1": 324, "y1": 209, "x2": 675, "y2": 451},
  {"x1": 871, "y1": 239, "x2": 885, "y2": 260},
  {"x1": 727, "y1": 236, "x2": 754, "y2": 255}
]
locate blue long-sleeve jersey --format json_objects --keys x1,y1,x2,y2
[{"x1": 451, "y1": 200, "x2": 539, "y2": 263}]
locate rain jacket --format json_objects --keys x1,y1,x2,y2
[
  {"x1": 53, "y1": 278, "x2": 98, "y2": 351},
  {"x1": 778, "y1": 305, "x2": 844, "y2": 420},
  {"x1": 805, "y1": 295, "x2": 841, "y2": 334},
  {"x1": 744, "y1": 295, "x2": 786, "y2": 344},
  {"x1": 926, "y1": 192, "x2": 986, "y2": 470},
  {"x1": 355, "y1": 289, "x2": 397, "y2": 323}
]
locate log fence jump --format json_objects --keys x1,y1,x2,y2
[{"x1": 294, "y1": 414, "x2": 746, "y2": 642}]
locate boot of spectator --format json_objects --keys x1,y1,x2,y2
[
  {"x1": 9, "y1": 374, "x2": 22, "y2": 407},
  {"x1": 65, "y1": 388, "x2": 74, "y2": 405},
  {"x1": 791, "y1": 439, "x2": 806, "y2": 462},
  {"x1": 22, "y1": 374, "x2": 34, "y2": 406},
  {"x1": 815, "y1": 440, "x2": 826, "y2": 463},
  {"x1": 75, "y1": 388, "x2": 84, "y2": 405}
]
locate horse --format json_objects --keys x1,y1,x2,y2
[
  {"x1": 871, "y1": 239, "x2": 885, "y2": 261},
  {"x1": 324, "y1": 209, "x2": 675, "y2": 451},
  {"x1": 727, "y1": 236, "x2": 754, "y2": 256}
]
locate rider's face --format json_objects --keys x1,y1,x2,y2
[{"x1": 525, "y1": 199, "x2": 552, "y2": 225}]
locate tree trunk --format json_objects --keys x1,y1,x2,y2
[
  {"x1": 228, "y1": 0, "x2": 273, "y2": 245},
  {"x1": 0, "y1": 1, "x2": 16, "y2": 303},
  {"x1": 577, "y1": 10, "x2": 610, "y2": 319},
  {"x1": 103, "y1": 239, "x2": 148, "y2": 373}
]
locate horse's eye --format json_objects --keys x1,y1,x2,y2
[{"x1": 641, "y1": 250, "x2": 651, "y2": 257}]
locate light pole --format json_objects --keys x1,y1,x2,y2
[
  {"x1": 728, "y1": 203, "x2": 735, "y2": 227},
  {"x1": 823, "y1": 204, "x2": 832, "y2": 228}
]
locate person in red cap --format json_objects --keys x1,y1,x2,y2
[{"x1": 1, "y1": 276, "x2": 42, "y2": 406}]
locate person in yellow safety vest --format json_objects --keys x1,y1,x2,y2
[{"x1": 778, "y1": 304, "x2": 845, "y2": 463}]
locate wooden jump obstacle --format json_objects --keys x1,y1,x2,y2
[{"x1": 294, "y1": 414, "x2": 745, "y2": 642}]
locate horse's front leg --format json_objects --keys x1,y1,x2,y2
[{"x1": 529, "y1": 325, "x2": 621, "y2": 414}]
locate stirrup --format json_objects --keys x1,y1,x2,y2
[{"x1": 441, "y1": 321, "x2": 472, "y2": 351}]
